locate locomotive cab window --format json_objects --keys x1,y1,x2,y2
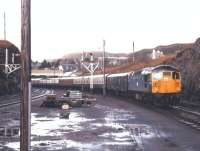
[
  {"x1": 172, "y1": 72, "x2": 180, "y2": 79},
  {"x1": 163, "y1": 71, "x2": 171, "y2": 76},
  {"x1": 163, "y1": 71, "x2": 171, "y2": 80},
  {"x1": 152, "y1": 72, "x2": 162, "y2": 80},
  {"x1": 144, "y1": 74, "x2": 151, "y2": 82}
]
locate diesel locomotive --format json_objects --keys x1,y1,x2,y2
[{"x1": 128, "y1": 65, "x2": 181, "y2": 105}]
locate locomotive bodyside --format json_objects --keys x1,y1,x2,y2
[{"x1": 128, "y1": 69, "x2": 152, "y2": 93}]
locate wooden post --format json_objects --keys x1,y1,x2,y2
[
  {"x1": 4, "y1": 12, "x2": 6, "y2": 40},
  {"x1": 20, "y1": 0, "x2": 31, "y2": 150},
  {"x1": 132, "y1": 41, "x2": 134, "y2": 63},
  {"x1": 81, "y1": 51, "x2": 84, "y2": 92},
  {"x1": 103, "y1": 40, "x2": 106, "y2": 96}
]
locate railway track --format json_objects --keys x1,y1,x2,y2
[
  {"x1": 0, "y1": 89, "x2": 50, "y2": 109},
  {"x1": 141, "y1": 101, "x2": 200, "y2": 131},
  {"x1": 0, "y1": 89, "x2": 44, "y2": 103},
  {"x1": 123, "y1": 95, "x2": 200, "y2": 131},
  {"x1": 144, "y1": 103, "x2": 200, "y2": 131},
  {"x1": 104, "y1": 94, "x2": 200, "y2": 131},
  {"x1": 171, "y1": 106, "x2": 200, "y2": 130}
]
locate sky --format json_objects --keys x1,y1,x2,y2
[{"x1": 0, "y1": 0, "x2": 200, "y2": 61}]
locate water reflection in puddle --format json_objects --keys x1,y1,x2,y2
[
  {"x1": 31, "y1": 112, "x2": 95, "y2": 137},
  {"x1": 6, "y1": 139, "x2": 134, "y2": 151},
  {"x1": 5, "y1": 104, "x2": 159, "y2": 151}
]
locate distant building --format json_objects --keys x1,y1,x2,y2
[
  {"x1": 59, "y1": 64, "x2": 78, "y2": 72},
  {"x1": 58, "y1": 65, "x2": 64, "y2": 72},
  {"x1": 98, "y1": 56, "x2": 128, "y2": 67},
  {"x1": 152, "y1": 49, "x2": 164, "y2": 59}
]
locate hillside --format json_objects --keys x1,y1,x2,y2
[
  {"x1": 95, "y1": 40, "x2": 199, "y2": 102},
  {"x1": 164, "y1": 38, "x2": 200, "y2": 102},
  {"x1": 103, "y1": 39, "x2": 198, "y2": 102},
  {"x1": 128, "y1": 43, "x2": 193, "y2": 63},
  {"x1": 57, "y1": 43, "x2": 192, "y2": 65},
  {"x1": 96, "y1": 55, "x2": 175, "y2": 74},
  {"x1": 62, "y1": 51, "x2": 128, "y2": 60}
]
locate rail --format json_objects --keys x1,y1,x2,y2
[
  {"x1": 171, "y1": 106, "x2": 200, "y2": 130},
  {"x1": 0, "y1": 89, "x2": 50, "y2": 109}
]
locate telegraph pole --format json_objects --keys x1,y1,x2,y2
[
  {"x1": 81, "y1": 51, "x2": 84, "y2": 92},
  {"x1": 4, "y1": 12, "x2": 8, "y2": 74},
  {"x1": 4, "y1": 12, "x2": 6, "y2": 40},
  {"x1": 103, "y1": 40, "x2": 106, "y2": 96},
  {"x1": 132, "y1": 41, "x2": 134, "y2": 63},
  {"x1": 21, "y1": 0, "x2": 31, "y2": 150}
]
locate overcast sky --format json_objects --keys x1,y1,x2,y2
[{"x1": 0, "y1": 0, "x2": 200, "y2": 61}]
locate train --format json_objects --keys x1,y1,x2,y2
[{"x1": 32, "y1": 64, "x2": 182, "y2": 105}]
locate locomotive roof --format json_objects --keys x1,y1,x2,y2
[
  {"x1": 131, "y1": 65, "x2": 179, "y2": 75},
  {"x1": 152, "y1": 65, "x2": 179, "y2": 72}
]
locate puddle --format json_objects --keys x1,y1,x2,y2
[
  {"x1": 96, "y1": 104, "x2": 133, "y2": 113},
  {"x1": 99, "y1": 131, "x2": 131, "y2": 141},
  {"x1": 91, "y1": 122, "x2": 124, "y2": 130},
  {"x1": 31, "y1": 112, "x2": 95, "y2": 137},
  {"x1": 6, "y1": 142, "x2": 19, "y2": 151},
  {"x1": 96, "y1": 104, "x2": 136, "y2": 122},
  {"x1": 6, "y1": 139, "x2": 131, "y2": 151},
  {"x1": 4, "y1": 104, "x2": 165, "y2": 151}
]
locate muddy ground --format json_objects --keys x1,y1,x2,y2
[{"x1": 0, "y1": 89, "x2": 200, "y2": 151}]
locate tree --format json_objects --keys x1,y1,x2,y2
[{"x1": 39, "y1": 59, "x2": 51, "y2": 69}]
